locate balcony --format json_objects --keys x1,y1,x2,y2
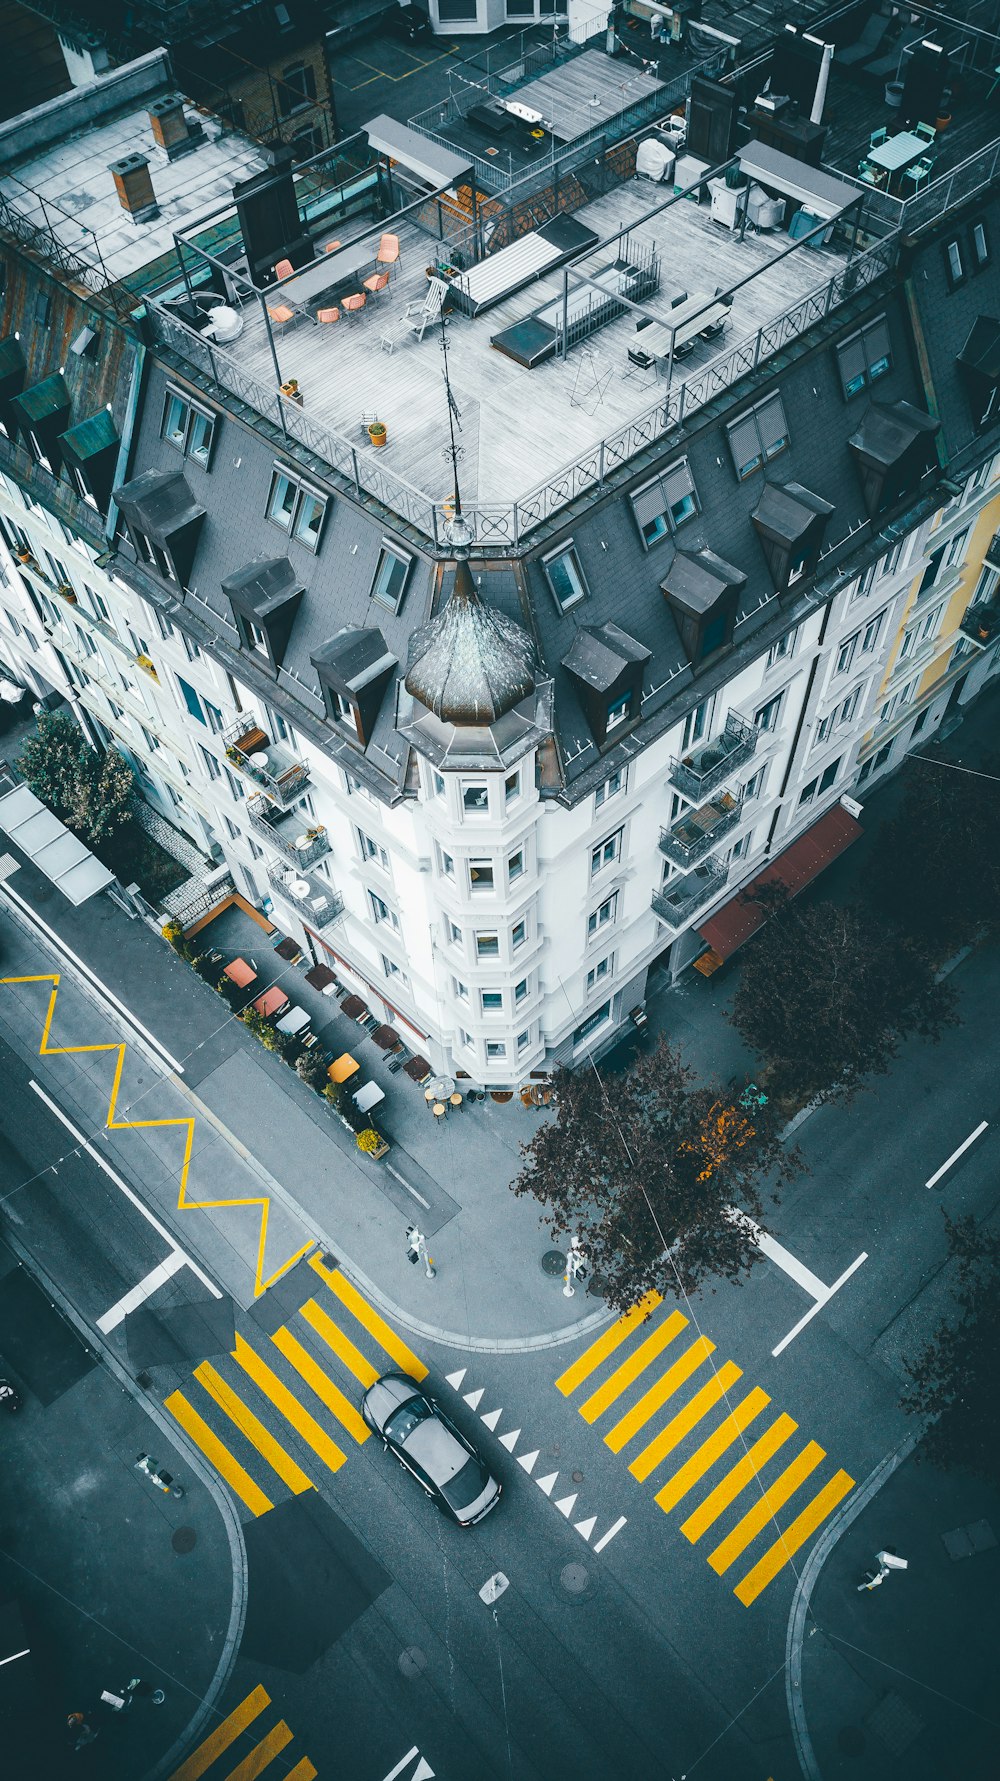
[
  {"x1": 960, "y1": 604, "x2": 1000, "y2": 648},
  {"x1": 266, "y1": 862, "x2": 344, "y2": 931},
  {"x1": 652, "y1": 856, "x2": 728, "y2": 931},
  {"x1": 224, "y1": 716, "x2": 310, "y2": 807},
  {"x1": 247, "y1": 795, "x2": 331, "y2": 868},
  {"x1": 659, "y1": 790, "x2": 741, "y2": 867},
  {"x1": 669, "y1": 713, "x2": 757, "y2": 802}
]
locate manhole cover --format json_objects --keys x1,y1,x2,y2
[
  {"x1": 586, "y1": 1273, "x2": 608, "y2": 1299},
  {"x1": 172, "y1": 1527, "x2": 197, "y2": 1554},
  {"x1": 572, "y1": 1470, "x2": 584, "y2": 1484},
  {"x1": 541, "y1": 1250, "x2": 566, "y2": 1277},
  {"x1": 837, "y1": 1726, "x2": 865, "y2": 1757},
  {"x1": 556, "y1": 1562, "x2": 592, "y2": 1602},
  {"x1": 398, "y1": 1647, "x2": 427, "y2": 1679}
]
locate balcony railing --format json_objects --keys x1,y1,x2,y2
[
  {"x1": 959, "y1": 604, "x2": 1000, "y2": 648},
  {"x1": 985, "y1": 530, "x2": 1000, "y2": 573},
  {"x1": 266, "y1": 862, "x2": 344, "y2": 931},
  {"x1": 247, "y1": 795, "x2": 330, "y2": 868},
  {"x1": 669, "y1": 714, "x2": 758, "y2": 802},
  {"x1": 652, "y1": 856, "x2": 728, "y2": 931},
  {"x1": 659, "y1": 790, "x2": 742, "y2": 867},
  {"x1": 224, "y1": 716, "x2": 310, "y2": 807}
]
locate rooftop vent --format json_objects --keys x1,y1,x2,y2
[
  {"x1": 148, "y1": 93, "x2": 205, "y2": 160},
  {"x1": 109, "y1": 154, "x2": 159, "y2": 224}
]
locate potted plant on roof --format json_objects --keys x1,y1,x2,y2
[{"x1": 367, "y1": 418, "x2": 387, "y2": 449}]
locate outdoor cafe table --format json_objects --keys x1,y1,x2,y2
[
  {"x1": 866, "y1": 130, "x2": 926, "y2": 176},
  {"x1": 634, "y1": 297, "x2": 730, "y2": 369},
  {"x1": 224, "y1": 958, "x2": 256, "y2": 988},
  {"x1": 254, "y1": 986, "x2": 290, "y2": 1018},
  {"x1": 328, "y1": 1052, "x2": 361, "y2": 1084},
  {"x1": 280, "y1": 240, "x2": 375, "y2": 311},
  {"x1": 353, "y1": 1080, "x2": 386, "y2": 1114},
  {"x1": 427, "y1": 1073, "x2": 456, "y2": 1102},
  {"x1": 276, "y1": 1005, "x2": 310, "y2": 1036}
]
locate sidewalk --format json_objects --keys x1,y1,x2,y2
[
  {"x1": 0, "y1": 1239, "x2": 238, "y2": 1780},
  {"x1": 799, "y1": 1447, "x2": 998, "y2": 1781}
]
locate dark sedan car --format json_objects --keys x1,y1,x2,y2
[
  {"x1": 388, "y1": 4, "x2": 434, "y2": 42},
  {"x1": 362, "y1": 1372, "x2": 501, "y2": 1527}
]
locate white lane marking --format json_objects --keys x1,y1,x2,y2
[
  {"x1": 480, "y1": 1406, "x2": 502, "y2": 1431},
  {"x1": 516, "y1": 1448, "x2": 539, "y2": 1473},
  {"x1": 574, "y1": 1514, "x2": 597, "y2": 1542},
  {"x1": 463, "y1": 1386, "x2": 484, "y2": 1410},
  {"x1": 384, "y1": 1163, "x2": 430, "y2": 1209},
  {"x1": 737, "y1": 1213, "x2": 827, "y2": 1301},
  {"x1": 380, "y1": 1750, "x2": 421, "y2": 1781},
  {"x1": 412, "y1": 1762, "x2": 434, "y2": 1781},
  {"x1": 555, "y1": 1492, "x2": 578, "y2": 1517},
  {"x1": 593, "y1": 1515, "x2": 627, "y2": 1554},
  {"x1": 498, "y1": 1427, "x2": 521, "y2": 1451},
  {"x1": 0, "y1": 879, "x2": 184, "y2": 1074},
  {"x1": 535, "y1": 1471, "x2": 558, "y2": 1496},
  {"x1": 29, "y1": 1080, "x2": 221, "y2": 1300},
  {"x1": 444, "y1": 1366, "x2": 466, "y2": 1389},
  {"x1": 97, "y1": 1250, "x2": 187, "y2": 1332},
  {"x1": 925, "y1": 1120, "x2": 989, "y2": 1189},
  {"x1": 771, "y1": 1251, "x2": 869, "y2": 1358},
  {"x1": 0, "y1": 1648, "x2": 31, "y2": 1667}
]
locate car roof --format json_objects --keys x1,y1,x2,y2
[{"x1": 404, "y1": 1417, "x2": 468, "y2": 1488}]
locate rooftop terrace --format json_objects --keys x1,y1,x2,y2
[{"x1": 149, "y1": 138, "x2": 879, "y2": 551}]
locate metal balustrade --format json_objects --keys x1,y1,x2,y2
[
  {"x1": 669, "y1": 714, "x2": 758, "y2": 802},
  {"x1": 652, "y1": 855, "x2": 728, "y2": 929},
  {"x1": 659, "y1": 790, "x2": 742, "y2": 866},
  {"x1": 223, "y1": 715, "x2": 311, "y2": 806},
  {"x1": 266, "y1": 861, "x2": 344, "y2": 930},
  {"x1": 247, "y1": 794, "x2": 330, "y2": 867}
]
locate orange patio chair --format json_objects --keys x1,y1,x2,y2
[
  {"x1": 273, "y1": 257, "x2": 294, "y2": 280},
  {"x1": 267, "y1": 303, "x2": 297, "y2": 331},
  {"x1": 376, "y1": 232, "x2": 400, "y2": 276},
  {"x1": 324, "y1": 240, "x2": 343, "y2": 253},
  {"x1": 317, "y1": 306, "x2": 340, "y2": 324},
  {"x1": 363, "y1": 270, "x2": 391, "y2": 302},
  {"x1": 342, "y1": 292, "x2": 366, "y2": 319}
]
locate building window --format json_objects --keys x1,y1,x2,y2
[
  {"x1": 176, "y1": 675, "x2": 205, "y2": 724},
  {"x1": 587, "y1": 892, "x2": 618, "y2": 936},
  {"x1": 754, "y1": 692, "x2": 783, "y2": 733},
  {"x1": 944, "y1": 239, "x2": 965, "y2": 289},
  {"x1": 507, "y1": 847, "x2": 524, "y2": 882},
  {"x1": 514, "y1": 976, "x2": 529, "y2": 1003},
  {"x1": 440, "y1": 849, "x2": 455, "y2": 879},
  {"x1": 730, "y1": 830, "x2": 753, "y2": 861},
  {"x1": 862, "y1": 612, "x2": 885, "y2": 653},
  {"x1": 629, "y1": 458, "x2": 699, "y2": 547},
  {"x1": 200, "y1": 743, "x2": 220, "y2": 780},
  {"x1": 836, "y1": 633, "x2": 858, "y2": 675},
  {"x1": 370, "y1": 544, "x2": 411, "y2": 613},
  {"x1": 595, "y1": 768, "x2": 625, "y2": 809},
  {"x1": 162, "y1": 390, "x2": 216, "y2": 466},
  {"x1": 504, "y1": 769, "x2": 520, "y2": 803},
  {"x1": 462, "y1": 782, "x2": 489, "y2": 814},
  {"x1": 266, "y1": 469, "x2": 327, "y2": 552},
  {"x1": 225, "y1": 767, "x2": 245, "y2": 801},
  {"x1": 475, "y1": 931, "x2": 499, "y2": 958},
  {"x1": 460, "y1": 1029, "x2": 474, "y2": 1051},
  {"x1": 454, "y1": 978, "x2": 469, "y2": 1000},
  {"x1": 573, "y1": 1000, "x2": 612, "y2": 1048},
  {"x1": 433, "y1": 770, "x2": 446, "y2": 798},
  {"x1": 368, "y1": 890, "x2": 399, "y2": 931},
  {"x1": 766, "y1": 630, "x2": 796, "y2": 669},
  {"x1": 743, "y1": 764, "x2": 767, "y2": 802},
  {"x1": 945, "y1": 528, "x2": 969, "y2": 568},
  {"x1": 481, "y1": 990, "x2": 503, "y2": 1013},
  {"x1": 970, "y1": 218, "x2": 989, "y2": 271},
  {"x1": 517, "y1": 1028, "x2": 531, "y2": 1054},
  {"x1": 911, "y1": 708, "x2": 929, "y2": 737},
  {"x1": 486, "y1": 1040, "x2": 506, "y2": 1060},
  {"x1": 512, "y1": 918, "x2": 527, "y2": 949},
  {"x1": 223, "y1": 815, "x2": 240, "y2": 841},
  {"x1": 541, "y1": 542, "x2": 588, "y2": 613},
  {"x1": 591, "y1": 830, "x2": 622, "y2": 875},
  {"x1": 359, "y1": 831, "x2": 390, "y2": 872},
  {"x1": 586, "y1": 954, "x2": 613, "y2": 992},
  {"x1": 606, "y1": 692, "x2": 632, "y2": 733},
  {"x1": 879, "y1": 543, "x2": 903, "y2": 579},
  {"x1": 278, "y1": 60, "x2": 317, "y2": 117},
  {"x1": 469, "y1": 859, "x2": 494, "y2": 891},
  {"x1": 382, "y1": 955, "x2": 408, "y2": 986},
  {"x1": 727, "y1": 394, "x2": 789, "y2": 481},
  {"x1": 449, "y1": 920, "x2": 463, "y2": 946},
  {"x1": 835, "y1": 317, "x2": 892, "y2": 399}
]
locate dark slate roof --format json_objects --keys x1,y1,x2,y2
[
  {"x1": 905, "y1": 183, "x2": 1000, "y2": 466},
  {"x1": 116, "y1": 467, "x2": 206, "y2": 536},
  {"x1": 751, "y1": 482, "x2": 834, "y2": 548},
  {"x1": 562, "y1": 621, "x2": 650, "y2": 688}
]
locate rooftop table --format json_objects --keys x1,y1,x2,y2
[
  {"x1": 278, "y1": 240, "x2": 376, "y2": 309},
  {"x1": 635, "y1": 296, "x2": 731, "y2": 365},
  {"x1": 328, "y1": 1051, "x2": 361, "y2": 1084},
  {"x1": 304, "y1": 963, "x2": 339, "y2": 994},
  {"x1": 866, "y1": 130, "x2": 927, "y2": 174}
]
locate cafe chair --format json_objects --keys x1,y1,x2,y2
[
  {"x1": 342, "y1": 292, "x2": 367, "y2": 319},
  {"x1": 363, "y1": 270, "x2": 391, "y2": 302},
  {"x1": 317, "y1": 306, "x2": 341, "y2": 325},
  {"x1": 914, "y1": 121, "x2": 937, "y2": 143},
  {"x1": 670, "y1": 290, "x2": 689, "y2": 308},
  {"x1": 376, "y1": 232, "x2": 401, "y2": 276},
  {"x1": 869, "y1": 126, "x2": 889, "y2": 149},
  {"x1": 323, "y1": 239, "x2": 343, "y2": 254},
  {"x1": 903, "y1": 156, "x2": 934, "y2": 192},
  {"x1": 273, "y1": 257, "x2": 294, "y2": 281},
  {"x1": 267, "y1": 302, "x2": 297, "y2": 332}
]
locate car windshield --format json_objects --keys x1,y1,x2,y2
[
  {"x1": 385, "y1": 1395, "x2": 434, "y2": 1445},
  {"x1": 439, "y1": 1455, "x2": 488, "y2": 1511}
]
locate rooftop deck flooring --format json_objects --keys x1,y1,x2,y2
[{"x1": 214, "y1": 178, "x2": 850, "y2": 512}]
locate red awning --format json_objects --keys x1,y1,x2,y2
[{"x1": 697, "y1": 804, "x2": 863, "y2": 961}]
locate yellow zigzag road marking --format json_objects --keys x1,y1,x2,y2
[{"x1": 1, "y1": 974, "x2": 313, "y2": 1297}]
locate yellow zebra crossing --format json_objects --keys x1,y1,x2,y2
[
  {"x1": 556, "y1": 1303, "x2": 853, "y2": 1606},
  {"x1": 167, "y1": 1683, "x2": 316, "y2": 1781},
  {"x1": 166, "y1": 1262, "x2": 426, "y2": 1518}
]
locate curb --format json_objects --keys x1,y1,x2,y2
[
  {"x1": 785, "y1": 1429, "x2": 921, "y2": 1781},
  {"x1": 0, "y1": 1226, "x2": 249, "y2": 1781}
]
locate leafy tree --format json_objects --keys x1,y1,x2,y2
[
  {"x1": 865, "y1": 751, "x2": 1000, "y2": 953},
  {"x1": 901, "y1": 1214, "x2": 1000, "y2": 1489},
  {"x1": 511, "y1": 1038, "x2": 800, "y2": 1311},
  {"x1": 729, "y1": 885, "x2": 956, "y2": 1108},
  {"x1": 17, "y1": 710, "x2": 133, "y2": 844}
]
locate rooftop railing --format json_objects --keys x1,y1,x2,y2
[{"x1": 145, "y1": 233, "x2": 897, "y2": 554}]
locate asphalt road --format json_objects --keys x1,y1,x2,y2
[{"x1": 3, "y1": 931, "x2": 998, "y2": 1779}]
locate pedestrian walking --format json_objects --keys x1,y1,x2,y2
[{"x1": 66, "y1": 1712, "x2": 98, "y2": 1750}]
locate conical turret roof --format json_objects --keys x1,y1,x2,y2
[{"x1": 405, "y1": 550, "x2": 536, "y2": 727}]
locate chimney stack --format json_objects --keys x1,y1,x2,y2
[
  {"x1": 148, "y1": 94, "x2": 204, "y2": 159},
  {"x1": 109, "y1": 154, "x2": 159, "y2": 223}
]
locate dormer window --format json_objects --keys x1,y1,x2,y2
[
  {"x1": 660, "y1": 549, "x2": 747, "y2": 667},
  {"x1": 222, "y1": 557, "x2": 305, "y2": 671},
  {"x1": 607, "y1": 692, "x2": 631, "y2": 731},
  {"x1": 267, "y1": 467, "x2": 328, "y2": 552},
  {"x1": 542, "y1": 542, "x2": 588, "y2": 613},
  {"x1": 11, "y1": 373, "x2": 71, "y2": 475},
  {"x1": 848, "y1": 401, "x2": 940, "y2": 516},
  {"x1": 727, "y1": 394, "x2": 789, "y2": 481},
  {"x1": 751, "y1": 482, "x2": 834, "y2": 594},
  {"x1": 561, "y1": 622, "x2": 651, "y2": 749},
  {"x1": 116, "y1": 469, "x2": 206, "y2": 589},
  {"x1": 370, "y1": 543, "x2": 412, "y2": 613},
  {"x1": 311, "y1": 627, "x2": 398, "y2": 750},
  {"x1": 246, "y1": 619, "x2": 269, "y2": 655},
  {"x1": 630, "y1": 458, "x2": 699, "y2": 549}
]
